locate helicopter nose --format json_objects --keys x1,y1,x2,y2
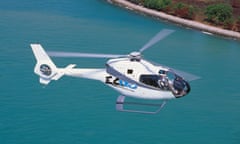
[{"x1": 172, "y1": 79, "x2": 191, "y2": 98}]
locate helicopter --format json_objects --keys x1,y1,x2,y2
[{"x1": 30, "y1": 29, "x2": 199, "y2": 114}]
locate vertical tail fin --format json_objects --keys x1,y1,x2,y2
[{"x1": 30, "y1": 44, "x2": 75, "y2": 85}]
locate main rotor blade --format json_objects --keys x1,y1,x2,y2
[
  {"x1": 150, "y1": 60, "x2": 200, "y2": 81},
  {"x1": 171, "y1": 68, "x2": 201, "y2": 82},
  {"x1": 47, "y1": 51, "x2": 125, "y2": 58},
  {"x1": 139, "y1": 29, "x2": 175, "y2": 53}
]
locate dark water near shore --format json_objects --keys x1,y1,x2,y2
[{"x1": 0, "y1": 0, "x2": 240, "y2": 143}]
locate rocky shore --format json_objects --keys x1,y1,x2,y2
[{"x1": 108, "y1": 0, "x2": 240, "y2": 40}]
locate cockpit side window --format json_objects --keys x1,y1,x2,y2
[
  {"x1": 166, "y1": 71, "x2": 176, "y2": 81},
  {"x1": 139, "y1": 75, "x2": 160, "y2": 88},
  {"x1": 159, "y1": 70, "x2": 166, "y2": 75}
]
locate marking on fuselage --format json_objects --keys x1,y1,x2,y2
[{"x1": 105, "y1": 76, "x2": 137, "y2": 91}]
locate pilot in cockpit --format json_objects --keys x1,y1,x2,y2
[{"x1": 158, "y1": 70, "x2": 169, "y2": 90}]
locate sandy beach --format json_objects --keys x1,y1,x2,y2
[{"x1": 108, "y1": 0, "x2": 240, "y2": 40}]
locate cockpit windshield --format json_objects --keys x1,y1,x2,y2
[{"x1": 139, "y1": 70, "x2": 190, "y2": 98}]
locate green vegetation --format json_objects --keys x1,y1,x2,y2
[
  {"x1": 143, "y1": 0, "x2": 171, "y2": 11},
  {"x1": 173, "y1": 2, "x2": 195, "y2": 19},
  {"x1": 128, "y1": 0, "x2": 144, "y2": 4},
  {"x1": 139, "y1": 0, "x2": 195, "y2": 19},
  {"x1": 205, "y1": 4, "x2": 233, "y2": 25},
  {"x1": 126, "y1": 0, "x2": 240, "y2": 31}
]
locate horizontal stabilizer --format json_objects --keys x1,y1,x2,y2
[{"x1": 40, "y1": 77, "x2": 51, "y2": 85}]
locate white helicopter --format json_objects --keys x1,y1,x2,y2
[{"x1": 31, "y1": 29, "x2": 199, "y2": 114}]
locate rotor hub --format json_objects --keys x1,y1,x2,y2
[{"x1": 129, "y1": 51, "x2": 141, "y2": 61}]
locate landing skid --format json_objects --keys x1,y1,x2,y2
[{"x1": 116, "y1": 95, "x2": 167, "y2": 114}]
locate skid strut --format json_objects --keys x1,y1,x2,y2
[{"x1": 116, "y1": 95, "x2": 167, "y2": 114}]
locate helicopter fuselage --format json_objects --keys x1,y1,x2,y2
[{"x1": 62, "y1": 57, "x2": 190, "y2": 100}]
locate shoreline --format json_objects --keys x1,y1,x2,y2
[{"x1": 108, "y1": 0, "x2": 240, "y2": 40}]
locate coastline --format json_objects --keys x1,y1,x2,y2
[{"x1": 108, "y1": 0, "x2": 240, "y2": 40}]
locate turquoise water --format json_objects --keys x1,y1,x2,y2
[{"x1": 0, "y1": 0, "x2": 240, "y2": 143}]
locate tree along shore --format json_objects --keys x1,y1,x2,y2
[{"x1": 108, "y1": 0, "x2": 240, "y2": 40}]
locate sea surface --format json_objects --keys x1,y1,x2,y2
[{"x1": 0, "y1": 0, "x2": 240, "y2": 144}]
